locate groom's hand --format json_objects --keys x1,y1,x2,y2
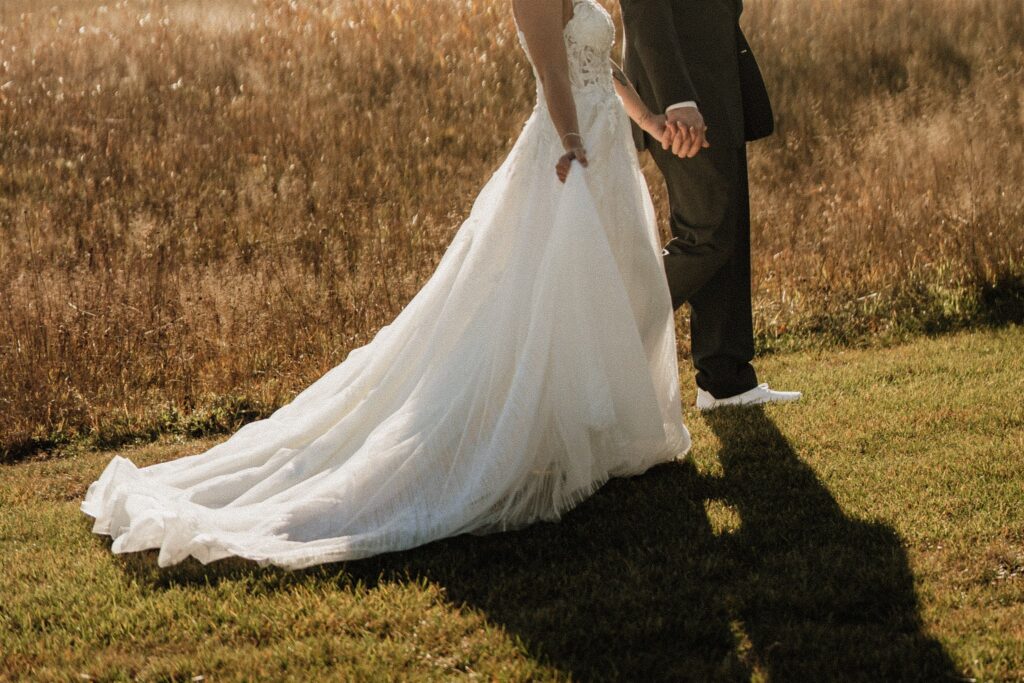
[{"x1": 664, "y1": 107, "x2": 710, "y2": 158}]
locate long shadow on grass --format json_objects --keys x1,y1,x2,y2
[
  {"x1": 353, "y1": 407, "x2": 958, "y2": 681},
  {"x1": 121, "y1": 408, "x2": 959, "y2": 680}
]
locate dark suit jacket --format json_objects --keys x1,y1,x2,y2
[{"x1": 619, "y1": 0, "x2": 773, "y2": 150}]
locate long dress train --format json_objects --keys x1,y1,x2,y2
[{"x1": 80, "y1": 0, "x2": 691, "y2": 570}]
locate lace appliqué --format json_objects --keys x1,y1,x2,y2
[
  {"x1": 562, "y1": 1, "x2": 615, "y2": 95},
  {"x1": 515, "y1": 0, "x2": 616, "y2": 98},
  {"x1": 513, "y1": 0, "x2": 622, "y2": 152}
]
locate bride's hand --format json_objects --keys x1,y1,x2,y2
[
  {"x1": 640, "y1": 111, "x2": 669, "y2": 145},
  {"x1": 556, "y1": 144, "x2": 589, "y2": 183}
]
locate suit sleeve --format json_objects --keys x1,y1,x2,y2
[{"x1": 619, "y1": 0, "x2": 700, "y2": 114}]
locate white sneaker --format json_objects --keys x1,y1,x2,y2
[{"x1": 696, "y1": 383, "x2": 802, "y2": 411}]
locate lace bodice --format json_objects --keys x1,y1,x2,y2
[{"x1": 516, "y1": 0, "x2": 616, "y2": 98}]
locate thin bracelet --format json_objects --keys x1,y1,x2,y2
[{"x1": 562, "y1": 132, "x2": 583, "y2": 145}]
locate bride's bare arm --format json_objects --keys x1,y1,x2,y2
[
  {"x1": 513, "y1": 0, "x2": 587, "y2": 164},
  {"x1": 610, "y1": 59, "x2": 668, "y2": 143}
]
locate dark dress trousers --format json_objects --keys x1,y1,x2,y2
[{"x1": 619, "y1": 0, "x2": 774, "y2": 399}]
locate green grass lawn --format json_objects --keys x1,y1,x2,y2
[{"x1": 2, "y1": 326, "x2": 1022, "y2": 681}]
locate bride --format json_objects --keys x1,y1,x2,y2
[{"x1": 81, "y1": 0, "x2": 692, "y2": 570}]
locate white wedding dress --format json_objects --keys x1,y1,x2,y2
[{"x1": 81, "y1": 0, "x2": 691, "y2": 570}]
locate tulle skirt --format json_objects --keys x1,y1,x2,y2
[{"x1": 80, "y1": 89, "x2": 691, "y2": 570}]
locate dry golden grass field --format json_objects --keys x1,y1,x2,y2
[{"x1": 1, "y1": 0, "x2": 1022, "y2": 459}]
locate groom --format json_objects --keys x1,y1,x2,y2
[{"x1": 619, "y1": 0, "x2": 800, "y2": 410}]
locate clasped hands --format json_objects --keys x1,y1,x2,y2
[
  {"x1": 555, "y1": 107, "x2": 708, "y2": 183},
  {"x1": 646, "y1": 106, "x2": 710, "y2": 158}
]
